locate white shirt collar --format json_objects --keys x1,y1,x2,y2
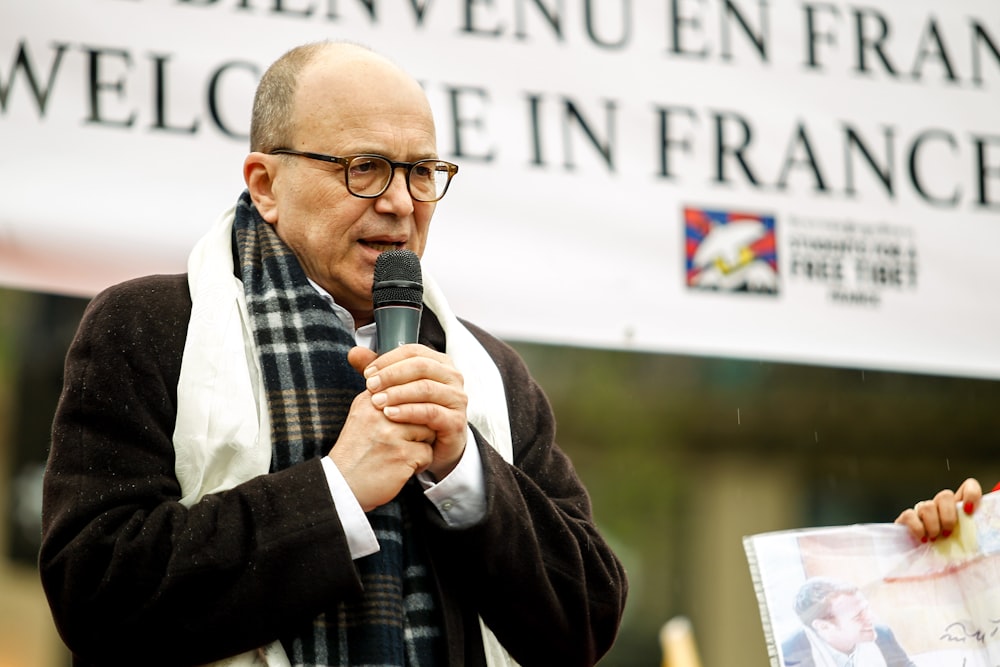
[{"x1": 306, "y1": 278, "x2": 376, "y2": 350}]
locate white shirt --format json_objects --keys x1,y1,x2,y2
[{"x1": 308, "y1": 279, "x2": 487, "y2": 558}]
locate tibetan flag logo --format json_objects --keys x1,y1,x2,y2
[{"x1": 685, "y1": 207, "x2": 779, "y2": 294}]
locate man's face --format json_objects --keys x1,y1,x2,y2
[
  {"x1": 815, "y1": 591, "x2": 877, "y2": 653},
  {"x1": 252, "y1": 50, "x2": 439, "y2": 326}
]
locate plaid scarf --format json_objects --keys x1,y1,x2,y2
[{"x1": 233, "y1": 192, "x2": 445, "y2": 666}]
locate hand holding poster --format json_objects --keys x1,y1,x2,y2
[{"x1": 744, "y1": 492, "x2": 1000, "y2": 666}]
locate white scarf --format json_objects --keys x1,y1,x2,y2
[
  {"x1": 804, "y1": 628, "x2": 888, "y2": 667},
  {"x1": 172, "y1": 205, "x2": 519, "y2": 667}
]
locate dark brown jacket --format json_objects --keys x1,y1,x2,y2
[{"x1": 40, "y1": 274, "x2": 627, "y2": 667}]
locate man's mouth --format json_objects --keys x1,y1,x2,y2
[{"x1": 361, "y1": 240, "x2": 404, "y2": 252}]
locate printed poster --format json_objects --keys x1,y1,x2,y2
[{"x1": 744, "y1": 492, "x2": 1000, "y2": 666}]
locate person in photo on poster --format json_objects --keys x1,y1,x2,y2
[{"x1": 780, "y1": 577, "x2": 916, "y2": 667}]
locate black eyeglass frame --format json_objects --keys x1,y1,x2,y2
[{"x1": 268, "y1": 148, "x2": 459, "y2": 202}]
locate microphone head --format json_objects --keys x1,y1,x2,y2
[{"x1": 373, "y1": 249, "x2": 423, "y2": 308}]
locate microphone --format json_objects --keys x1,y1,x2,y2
[{"x1": 372, "y1": 249, "x2": 423, "y2": 354}]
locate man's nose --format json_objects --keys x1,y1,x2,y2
[{"x1": 375, "y1": 167, "x2": 415, "y2": 214}]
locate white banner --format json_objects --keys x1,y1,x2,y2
[{"x1": 2, "y1": 0, "x2": 999, "y2": 378}]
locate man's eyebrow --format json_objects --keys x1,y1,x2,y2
[{"x1": 346, "y1": 147, "x2": 441, "y2": 160}]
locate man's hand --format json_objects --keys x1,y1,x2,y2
[
  {"x1": 327, "y1": 344, "x2": 468, "y2": 511},
  {"x1": 894, "y1": 477, "x2": 983, "y2": 542}
]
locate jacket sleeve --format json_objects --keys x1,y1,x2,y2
[
  {"x1": 426, "y1": 321, "x2": 629, "y2": 667},
  {"x1": 39, "y1": 275, "x2": 362, "y2": 666}
]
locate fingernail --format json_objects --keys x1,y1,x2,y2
[
  {"x1": 364, "y1": 365, "x2": 377, "y2": 378},
  {"x1": 942, "y1": 530, "x2": 952, "y2": 538},
  {"x1": 383, "y1": 406, "x2": 400, "y2": 418},
  {"x1": 964, "y1": 501, "x2": 975, "y2": 515},
  {"x1": 366, "y1": 375, "x2": 381, "y2": 391},
  {"x1": 371, "y1": 392, "x2": 387, "y2": 407},
  {"x1": 921, "y1": 536, "x2": 928, "y2": 543}
]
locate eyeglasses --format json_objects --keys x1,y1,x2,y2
[{"x1": 269, "y1": 148, "x2": 459, "y2": 202}]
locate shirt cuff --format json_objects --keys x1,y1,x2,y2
[
  {"x1": 418, "y1": 425, "x2": 487, "y2": 527},
  {"x1": 320, "y1": 457, "x2": 380, "y2": 559}
]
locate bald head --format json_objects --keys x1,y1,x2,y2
[{"x1": 249, "y1": 42, "x2": 434, "y2": 154}]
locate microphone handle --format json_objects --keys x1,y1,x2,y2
[{"x1": 374, "y1": 304, "x2": 422, "y2": 354}]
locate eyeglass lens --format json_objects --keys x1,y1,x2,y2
[{"x1": 347, "y1": 156, "x2": 451, "y2": 201}]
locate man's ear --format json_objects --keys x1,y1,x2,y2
[{"x1": 244, "y1": 152, "x2": 279, "y2": 224}]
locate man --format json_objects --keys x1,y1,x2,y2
[
  {"x1": 781, "y1": 577, "x2": 915, "y2": 667},
  {"x1": 39, "y1": 41, "x2": 627, "y2": 667}
]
